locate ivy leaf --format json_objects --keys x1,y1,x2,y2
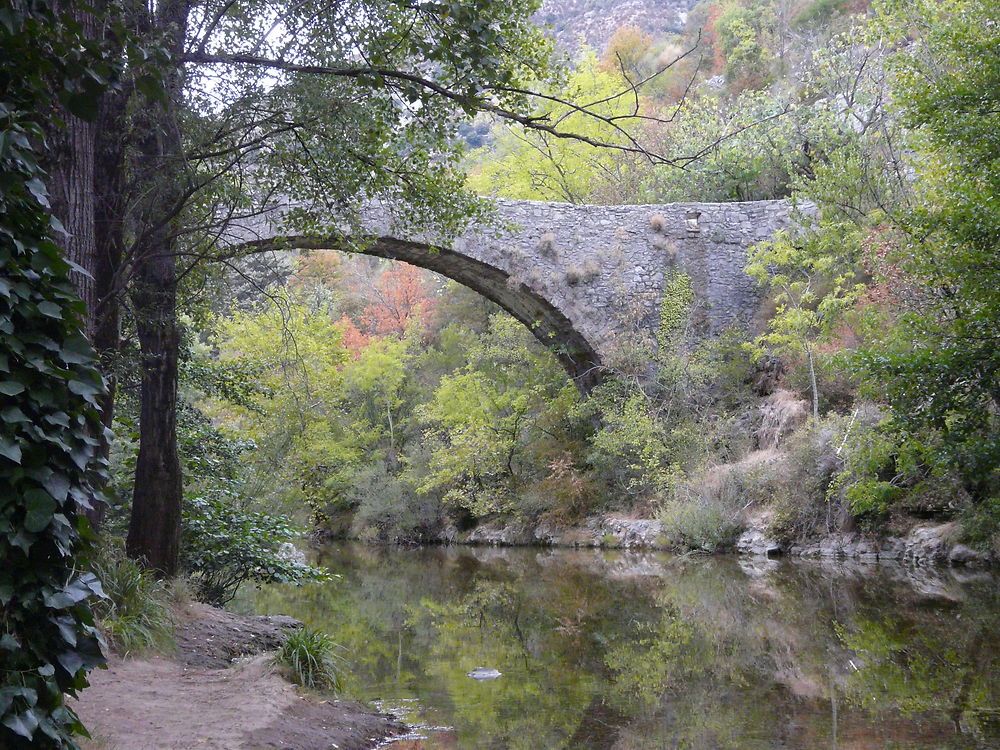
[
  {"x1": 56, "y1": 651, "x2": 84, "y2": 676},
  {"x1": 42, "y1": 471, "x2": 70, "y2": 502},
  {"x1": 0, "y1": 687, "x2": 35, "y2": 718},
  {"x1": 0, "y1": 380, "x2": 25, "y2": 396},
  {"x1": 0, "y1": 437, "x2": 22, "y2": 464},
  {"x1": 24, "y1": 489, "x2": 56, "y2": 532},
  {"x1": 36, "y1": 300, "x2": 63, "y2": 318},
  {"x1": 25, "y1": 177, "x2": 49, "y2": 207},
  {"x1": 2, "y1": 709, "x2": 40, "y2": 739}
]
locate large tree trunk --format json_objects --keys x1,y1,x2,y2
[
  {"x1": 89, "y1": 86, "x2": 130, "y2": 524},
  {"x1": 126, "y1": 252, "x2": 183, "y2": 575},
  {"x1": 125, "y1": 0, "x2": 189, "y2": 576},
  {"x1": 47, "y1": 0, "x2": 110, "y2": 526}
]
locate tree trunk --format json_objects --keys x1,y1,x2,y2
[
  {"x1": 47, "y1": 0, "x2": 109, "y2": 526},
  {"x1": 126, "y1": 253, "x2": 183, "y2": 575},
  {"x1": 125, "y1": 0, "x2": 189, "y2": 576},
  {"x1": 90, "y1": 86, "x2": 129, "y2": 503},
  {"x1": 806, "y1": 343, "x2": 819, "y2": 420}
]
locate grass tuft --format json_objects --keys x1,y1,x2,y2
[
  {"x1": 90, "y1": 544, "x2": 174, "y2": 656},
  {"x1": 275, "y1": 626, "x2": 343, "y2": 691}
]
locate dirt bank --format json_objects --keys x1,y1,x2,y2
[{"x1": 75, "y1": 602, "x2": 404, "y2": 750}]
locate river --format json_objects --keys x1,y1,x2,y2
[{"x1": 244, "y1": 543, "x2": 1000, "y2": 749}]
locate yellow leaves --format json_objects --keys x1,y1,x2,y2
[{"x1": 466, "y1": 51, "x2": 641, "y2": 202}]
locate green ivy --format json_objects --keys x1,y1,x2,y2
[{"x1": 1, "y1": 2, "x2": 115, "y2": 747}]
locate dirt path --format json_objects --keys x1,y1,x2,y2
[{"x1": 74, "y1": 603, "x2": 404, "y2": 750}]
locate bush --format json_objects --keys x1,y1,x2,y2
[
  {"x1": 90, "y1": 545, "x2": 174, "y2": 655},
  {"x1": 659, "y1": 466, "x2": 751, "y2": 552},
  {"x1": 768, "y1": 415, "x2": 855, "y2": 541},
  {"x1": 275, "y1": 627, "x2": 342, "y2": 691},
  {"x1": 348, "y1": 464, "x2": 440, "y2": 541},
  {"x1": 181, "y1": 488, "x2": 328, "y2": 605},
  {"x1": 958, "y1": 497, "x2": 1000, "y2": 553},
  {"x1": 660, "y1": 497, "x2": 744, "y2": 553}
]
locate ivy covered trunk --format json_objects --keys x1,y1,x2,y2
[
  {"x1": 47, "y1": 1, "x2": 113, "y2": 526},
  {"x1": 1, "y1": 2, "x2": 112, "y2": 745}
]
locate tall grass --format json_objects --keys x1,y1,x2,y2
[
  {"x1": 90, "y1": 545, "x2": 174, "y2": 655},
  {"x1": 275, "y1": 627, "x2": 343, "y2": 691}
]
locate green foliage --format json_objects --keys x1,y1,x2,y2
[
  {"x1": 1, "y1": 3, "x2": 119, "y2": 746},
  {"x1": 657, "y1": 271, "x2": 695, "y2": 344},
  {"x1": 89, "y1": 546, "x2": 173, "y2": 656},
  {"x1": 713, "y1": 1, "x2": 777, "y2": 86},
  {"x1": 181, "y1": 489, "x2": 329, "y2": 606},
  {"x1": 659, "y1": 496, "x2": 744, "y2": 553},
  {"x1": 467, "y1": 52, "x2": 644, "y2": 203},
  {"x1": 418, "y1": 314, "x2": 581, "y2": 518},
  {"x1": 275, "y1": 627, "x2": 342, "y2": 691},
  {"x1": 349, "y1": 464, "x2": 439, "y2": 542},
  {"x1": 586, "y1": 382, "x2": 677, "y2": 498},
  {"x1": 958, "y1": 497, "x2": 1000, "y2": 553},
  {"x1": 842, "y1": 0, "x2": 1000, "y2": 505}
]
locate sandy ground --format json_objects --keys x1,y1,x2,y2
[{"x1": 74, "y1": 603, "x2": 404, "y2": 750}]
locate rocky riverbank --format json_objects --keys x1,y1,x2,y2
[{"x1": 349, "y1": 513, "x2": 994, "y2": 568}]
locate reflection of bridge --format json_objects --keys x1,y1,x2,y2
[{"x1": 235, "y1": 198, "x2": 796, "y2": 392}]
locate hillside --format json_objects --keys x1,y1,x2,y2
[{"x1": 537, "y1": 0, "x2": 695, "y2": 52}]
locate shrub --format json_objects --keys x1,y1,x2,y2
[
  {"x1": 659, "y1": 465, "x2": 750, "y2": 552},
  {"x1": 536, "y1": 231, "x2": 557, "y2": 256},
  {"x1": 90, "y1": 545, "x2": 174, "y2": 655},
  {"x1": 660, "y1": 499, "x2": 743, "y2": 553},
  {"x1": 958, "y1": 497, "x2": 1000, "y2": 553},
  {"x1": 349, "y1": 464, "x2": 440, "y2": 541},
  {"x1": 768, "y1": 415, "x2": 854, "y2": 541},
  {"x1": 181, "y1": 488, "x2": 329, "y2": 605},
  {"x1": 275, "y1": 627, "x2": 342, "y2": 691}
]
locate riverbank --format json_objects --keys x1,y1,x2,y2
[
  {"x1": 75, "y1": 601, "x2": 403, "y2": 750},
  {"x1": 329, "y1": 512, "x2": 994, "y2": 568}
]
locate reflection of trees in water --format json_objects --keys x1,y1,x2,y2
[
  {"x1": 246, "y1": 544, "x2": 1000, "y2": 749},
  {"x1": 838, "y1": 596, "x2": 1000, "y2": 746}
]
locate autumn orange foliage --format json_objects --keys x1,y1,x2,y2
[
  {"x1": 337, "y1": 315, "x2": 371, "y2": 358},
  {"x1": 360, "y1": 263, "x2": 436, "y2": 337},
  {"x1": 704, "y1": 6, "x2": 726, "y2": 74}
]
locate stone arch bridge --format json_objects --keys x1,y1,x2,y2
[{"x1": 235, "y1": 199, "x2": 796, "y2": 392}]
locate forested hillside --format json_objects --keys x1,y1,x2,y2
[
  {"x1": 537, "y1": 0, "x2": 692, "y2": 51},
  {"x1": 3, "y1": 0, "x2": 998, "y2": 744},
  {"x1": 157, "y1": 0, "x2": 998, "y2": 557}
]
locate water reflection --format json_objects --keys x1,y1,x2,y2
[{"x1": 243, "y1": 544, "x2": 1000, "y2": 749}]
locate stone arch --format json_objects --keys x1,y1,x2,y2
[
  {"x1": 240, "y1": 233, "x2": 604, "y2": 392},
  {"x1": 232, "y1": 197, "x2": 799, "y2": 394}
]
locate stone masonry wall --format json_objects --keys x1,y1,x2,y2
[{"x1": 239, "y1": 197, "x2": 797, "y2": 370}]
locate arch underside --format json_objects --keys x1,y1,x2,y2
[{"x1": 274, "y1": 235, "x2": 604, "y2": 393}]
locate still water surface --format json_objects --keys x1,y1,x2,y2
[{"x1": 246, "y1": 543, "x2": 1000, "y2": 749}]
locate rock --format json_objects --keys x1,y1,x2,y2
[
  {"x1": 737, "y1": 528, "x2": 784, "y2": 557},
  {"x1": 466, "y1": 522, "x2": 532, "y2": 546},
  {"x1": 467, "y1": 668, "x2": 502, "y2": 680},
  {"x1": 276, "y1": 542, "x2": 307, "y2": 566},
  {"x1": 596, "y1": 517, "x2": 665, "y2": 548},
  {"x1": 948, "y1": 544, "x2": 991, "y2": 567},
  {"x1": 437, "y1": 524, "x2": 459, "y2": 544},
  {"x1": 902, "y1": 522, "x2": 959, "y2": 564}
]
